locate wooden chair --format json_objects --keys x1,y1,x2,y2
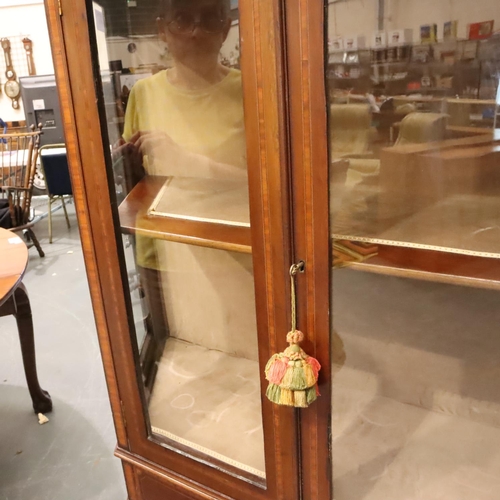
[{"x1": 0, "y1": 125, "x2": 44, "y2": 257}]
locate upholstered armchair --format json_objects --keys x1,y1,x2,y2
[
  {"x1": 329, "y1": 104, "x2": 374, "y2": 158},
  {"x1": 329, "y1": 103, "x2": 380, "y2": 201},
  {"x1": 329, "y1": 104, "x2": 381, "y2": 234},
  {"x1": 332, "y1": 111, "x2": 449, "y2": 235},
  {"x1": 394, "y1": 112, "x2": 448, "y2": 145}
]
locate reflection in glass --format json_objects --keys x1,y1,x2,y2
[
  {"x1": 93, "y1": 0, "x2": 265, "y2": 479},
  {"x1": 326, "y1": 2, "x2": 500, "y2": 256},
  {"x1": 327, "y1": 2, "x2": 500, "y2": 499}
]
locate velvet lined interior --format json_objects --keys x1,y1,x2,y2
[{"x1": 147, "y1": 254, "x2": 500, "y2": 495}]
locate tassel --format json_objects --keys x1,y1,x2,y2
[
  {"x1": 303, "y1": 363, "x2": 317, "y2": 387},
  {"x1": 294, "y1": 390, "x2": 308, "y2": 408},
  {"x1": 279, "y1": 388, "x2": 294, "y2": 406},
  {"x1": 265, "y1": 330, "x2": 321, "y2": 408},
  {"x1": 265, "y1": 262, "x2": 321, "y2": 408},
  {"x1": 265, "y1": 355, "x2": 289, "y2": 385},
  {"x1": 306, "y1": 386, "x2": 318, "y2": 405},
  {"x1": 266, "y1": 384, "x2": 281, "y2": 404},
  {"x1": 265, "y1": 354, "x2": 279, "y2": 373},
  {"x1": 280, "y1": 361, "x2": 308, "y2": 391},
  {"x1": 281, "y1": 365, "x2": 295, "y2": 388},
  {"x1": 306, "y1": 356, "x2": 321, "y2": 379}
]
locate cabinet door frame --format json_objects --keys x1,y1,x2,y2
[
  {"x1": 284, "y1": 1, "x2": 500, "y2": 498},
  {"x1": 284, "y1": 1, "x2": 333, "y2": 499},
  {"x1": 44, "y1": 0, "x2": 301, "y2": 498}
]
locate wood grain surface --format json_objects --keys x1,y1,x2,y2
[
  {"x1": 119, "y1": 176, "x2": 252, "y2": 253},
  {"x1": 46, "y1": 0, "x2": 300, "y2": 498},
  {"x1": 44, "y1": 0, "x2": 130, "y2": 455},
  {"x1": 285, "y1": 1, "x2": 333, "y2": 498},
  {"x1": 350, "y1": 244, "x2": 500, "y2": 290}
]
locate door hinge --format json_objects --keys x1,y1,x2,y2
[{"x1": 58, "y1": 0, "x2": 62, "y2": 16}]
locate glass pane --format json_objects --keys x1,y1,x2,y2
[
  {"x1": 326, "y1": 2, "x2": 500, "y2": 256},
  {"x1": 326, "y1": 2, "x2": 500, "y2": 499},
  {"x1": 91, "y1": 0, "x2": 265, "y2": 479}
]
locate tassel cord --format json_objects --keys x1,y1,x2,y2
[{"x1": 289, "y1": 261, "x2": 304, "y2": 333}]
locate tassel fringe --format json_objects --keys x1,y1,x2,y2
[{"x1": 279, "y1": 388, "x2": 294, "y2": 406}]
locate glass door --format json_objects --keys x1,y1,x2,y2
[
  {"x1": 322, "y1": 1, "x2": 500, "y2": 499},
  {"x1": 52, "y1": 0, "x2": 299, "y2": 498},
  {"x1": 284, "y1": 0, "x2": 500, "y2": 498},
  {"x1": 93, "y1": 0, "x2": 267, "y2": 477}
]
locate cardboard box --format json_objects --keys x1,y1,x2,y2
[
  {"x1": 411, "y1": 44, "x2": 432, "y2": 63},
  {"x1": 458, "y1": 40, "x2": 478, "y2": 60},
  {"x1": 443, "y1": 21, "x2": 458, "y2": 41},
  {"x1": 329, "y1": 36, "x2": 344, "y2": 52},
  {"x1": 328, "y1": 52, "x2": 344, "y2": 64},
  {"x1": 372, "y1": 32, "x2": 387, "y2": 48},
  {"x1": 344, "y1": 36, "x2": 366, "y2": 51},
  {"x1": 420, "y1": 24, "x2": 438, "y2": 43},
  {"x1": 467, "y1": 20, "x2": 494, "y2": 40},
  {"x1": 388, "y1": 29, "x2": 413, "y2": 46},
  {"x1": 421, "y1": 75, "x2": 432, "y2": 88},
  {"x1": 433, "y1": 41, "x2": 457, "y2": 63},
  {"x1": 436, "y1": 76, "x2": 453, "y2": 89}
]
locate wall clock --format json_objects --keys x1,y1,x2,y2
[{"x1": 1, "y1": 38, "x2": 21, "y2": 109}]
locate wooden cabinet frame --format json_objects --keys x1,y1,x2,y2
[
  {"x1": 45, "y1": 0, "x2": 331, "y2": 500},
  {"x1": 284, "y1": 2, "x2": 332, "y2": 499},
  {"x1": 43, "y1": 0, "x2": 500, "y2": 498}
]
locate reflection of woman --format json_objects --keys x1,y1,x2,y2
[
  {"x1": 122, "y1": 0, "x2": 245, "y2": 182},
  {"x1": 120, "y1": 0, "x2": 256, "y2": 360}
]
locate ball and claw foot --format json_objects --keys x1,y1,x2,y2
[{"x1": 32, "y1": 390, "x2": 52, "y2": 414}]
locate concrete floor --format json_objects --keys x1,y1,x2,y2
[{"x1": 0, "y1": 201, "x2": 127, "y2": 500}]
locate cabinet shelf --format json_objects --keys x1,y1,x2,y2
[
  {"x1": 329, "y1": 62, "x2": 364, "y2": 66},
  {"x1": 411, "y1": 87, "x2": 453, "y2": 92},
  {"x1": 329, "y1": 76, "x2": 368, "y2": 81},
  {"x1": 345, "y1": 243, "x2": 500, "y2": 290},
  {"x1": 118, "y1": 176, "x2": 252, "y2": 254},
  {"x1": 372, "y1": 60, "x2": 410, "y2": 66}
]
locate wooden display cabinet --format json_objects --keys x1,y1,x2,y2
[
  {"x1": 45, "y1": 1, "x2": 321, "y2": 498},
  {"x1": 45, "y1": 0, "x2": 500, "y2": 498}
]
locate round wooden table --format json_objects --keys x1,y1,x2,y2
[
  {"x1": 0, "y1": 229, "x2": 28, "y2": 306},
  {"x1": 0, "y1": 228, "x2": 52, "y2": 414}
]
